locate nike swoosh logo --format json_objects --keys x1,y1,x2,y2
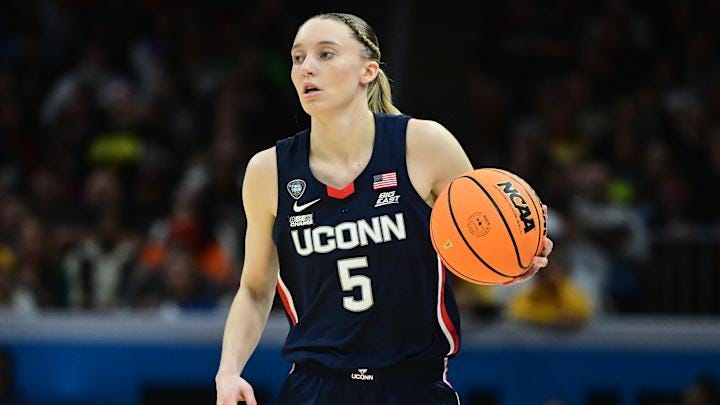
[{"x1": 293, "y1": 198, "x2": 321, "y2": 213}]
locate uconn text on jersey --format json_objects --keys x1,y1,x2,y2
[{"x1": 291, "y1": 213, "x2": 406, "y2": 256}]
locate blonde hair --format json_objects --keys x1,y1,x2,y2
[{"x1": 311, "y1": 13, "x2": 401, "y2": 115}]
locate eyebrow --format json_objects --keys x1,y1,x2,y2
[{"x1": 291, "y1": 40, "x2": 342, "y2": 50}]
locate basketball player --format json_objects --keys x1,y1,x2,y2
[{"x1": 216, "y1": 13, "x2": 553, "y2": 405}]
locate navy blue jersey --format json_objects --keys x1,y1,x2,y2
[{"x1": 272, "y1": 113, "x2": 461, "y2": 370}]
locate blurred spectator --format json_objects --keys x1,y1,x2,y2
[
  {"x1": 82, "y1": 168, "x2": 124, "y2": 220},
  {"x1": 176, "y1": 132, "x2": 246, "y2": 279},
  {"x1": 0, "y1": 197, "x2": 23, "y2": 311},
  {"x1": 130, "y1": 189, "x2": 235, "y2": 308},
  {"x1": 11, "y1": 215, "x2": 62, "y2": 310},
  {"x1": 567, "y1": 161, "x2": 649, "y2": 312},
  {"x1": 0, "y1": 264, "x2": 16, "y2": 310},
  {"x1": 506, "y1": 249, "x2": 593, "y2": 330},
  {"x1": 62, "y1": 211, "x2": 137, "y2": 310},
  {"x1": 130, "y1": 244, "x2": 218, "y2": 311},
  {"x1": 26, "y1": 168, "x2": 66, "y2": 226},
  {"x1": 55, "y1": 169, "x2": 135, "y2": 310},
  {"x1": 126, "y1": 144, "x2": 175, "y2": 233}
]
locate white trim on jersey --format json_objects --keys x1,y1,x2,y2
[
  {"x1": 443, "y1": 357, "x2": 452, "y2": 387},
  {"x1": 436, "y1": 256, "x2": 458, "y2": 356},
  {"x1": 444, "y1": 357, "x2": 461, "y2": 404},
  {"x1": 277, "y1": 274, "x2": 299, "y2": 325}
]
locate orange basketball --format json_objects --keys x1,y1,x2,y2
[{"x1": 430, "y1": 168, "x2": 546, "y2": 285}]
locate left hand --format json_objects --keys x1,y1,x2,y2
[{"x1": 503, "y1": 205, "x2": 554, "y2": 286}]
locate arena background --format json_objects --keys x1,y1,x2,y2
[{"x1": 1, "y1": 1, "x2": 719, "y2": 404}]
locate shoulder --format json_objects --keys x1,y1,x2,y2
[
  {"x1": 406, "y1": 118, "x2": 466, "y2": 161},
  {"x1": 407, "y1": 118, "x2": 458, "y2": 150},
  {"x1": 243, "y1": 146, "x2": 278, "y2": 216},
  {"x1": 246, "y1": 146, "x2": 277, "y2": 176}
]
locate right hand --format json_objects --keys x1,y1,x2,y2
[{"x1": 216, "y1": 372, "x2": 256, "y2": 405}]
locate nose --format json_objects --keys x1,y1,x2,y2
[{"x1": 299, "y1": 56, "x2": 317, "y2": 77}]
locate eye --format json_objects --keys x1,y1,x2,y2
[
  {"x1": 291, "y1": 54, "x2": 305, "y2": 64},
  {"x1": 319, "y1": 51, "x2": 335, "y2": 59}
]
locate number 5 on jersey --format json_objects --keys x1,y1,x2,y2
[{"x1": 337, "y1": 257, "x2": 374, "y2": 312}]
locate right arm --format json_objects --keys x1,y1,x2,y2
[{"x1": 216, "y1": 147, "x2": 278, "y2": 405}]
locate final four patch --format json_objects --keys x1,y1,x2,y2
[{"x1": 287, "y1": 179, "x2": 306, "y2": 200}]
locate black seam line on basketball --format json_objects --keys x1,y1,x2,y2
[
  {"x1": 446, "y1": 180, "x2": 514, "y2": 278},
  {"x1": 487, "y1": 168, "x2": 542, "y2": 266},
  {"x1": 438, "y1": 251, "x2": 501, "y2": 284},
  {"x1": 430, "y1": 227, "x2": 498, "y2": 283},
  {"x1": 431, "y1": 224, "x2": 489, "y2": 284},
  {"x1": 460, "y1": 175, "x2": 526, "y2": 270}
]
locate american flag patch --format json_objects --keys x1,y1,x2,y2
[{"x1": 373, "y1": 172, "x2": 397, "y2": 190}]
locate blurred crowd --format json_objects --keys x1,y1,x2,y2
[
  {"x1": 1, "y1": 0, "x2": 719, "y2": 323},
  {"x1": 450, "y1": 0, "x2": 720, "y2": 322}
]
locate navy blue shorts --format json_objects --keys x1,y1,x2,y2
[{"x1": 276, "y1": 361, "x2": 460, "y2": 405}]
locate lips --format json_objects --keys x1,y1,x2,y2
[{"x1": 302, "y1": 83, "x2": 321, "y2": 94}]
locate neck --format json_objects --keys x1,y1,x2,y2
[{"x1": 309, "y1": 101, "x2": 375, "y2": 164}]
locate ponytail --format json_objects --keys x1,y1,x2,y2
[{"x1": 367, "y1": 69, "x2": 401, "y2": 115}]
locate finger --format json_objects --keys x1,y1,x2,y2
[
  {"x1": 523, "y1": 265, "x2": 540, "y2": 279},
  {"x1": 541, "y1": 237, "x2": 554, "y2": 257},
  {"x1": 503, "y1": 271, "x2": 533, "y2": 286},
  {"x1": 502, "y1": 278, "x2": 518, "y2": 286},
  {"x1": 532, "y1": 255, "x2": 549, "y2": 269},
  {"x1": 239, "y1": 385, "x2": 257, "y2": 405},
  {"x1": 519, "y1": 270, "x2": 537, "y2": 282},
  {"x1": 503, "y1": 264, "x2": 539, "y2": 286},
  {"x1": 503, "y1": 254, "x2": 550, "y2": 286},
  {"x1": 217, "y1": 395, "x2": 233, "y2": 405}
]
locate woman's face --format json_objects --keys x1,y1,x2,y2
[{"x1": 290, "y1": 18, "x2": 376, "y2": 115}]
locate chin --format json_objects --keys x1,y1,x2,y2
[
  {"x1": 300, "y1": 104, "x2": 317, "y2": 116},
  {"x1": 300, "y1": 102, "x2": 331, "y2": 117}
]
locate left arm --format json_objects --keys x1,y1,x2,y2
[{"x1": 406, "y1": 119, "x2": 553, "y2": 285}]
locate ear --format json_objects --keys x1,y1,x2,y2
[{"x1": 359, "y1": 60, "x2": 380, "y2": 85}]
